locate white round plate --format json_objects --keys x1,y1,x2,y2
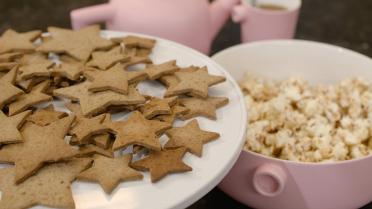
[{"x1": 4, "y1": 31, "x2": 247, "y2": 209}]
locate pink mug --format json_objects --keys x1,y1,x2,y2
[{"x1": 232, "y1": 0, "x2": 301, "y2": 42}]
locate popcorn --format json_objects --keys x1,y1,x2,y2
[{"x1": 242, "y1": 73, "x2": 372, "y2": 162}]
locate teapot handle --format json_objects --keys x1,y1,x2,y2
[
  {"x1": 70, "y1": 4, "x2": 114, "y2": 29},
  {"x1": 252, "y1": 163, "x2": 287, "y2": 197}
]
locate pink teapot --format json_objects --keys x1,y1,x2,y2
[{"x1": 70, "y1": 0, "x2": 239, "y2": 54}]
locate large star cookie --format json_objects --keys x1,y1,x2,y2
[
  {"x1": 37, "y1": 25, "x2": 113, "y2": 61},
  {"x1": 164, "y1": 119, "x2": 220, "y2": 157},
  {"x1": 77, "y1": 154, "x2": 142, "y2": 194},
  {"x1": 0, "y1": 116, "x2": 78, "y2": 183},
  {"x1": 0, "y1": 158, "x2": 92, "y2": 209},
  {"x1": 131, "y1": 147, "x2": 192, "y2": 182}
]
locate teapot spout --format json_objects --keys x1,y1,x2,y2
[{"x1": 209, "y1": 0, "x2": 240, "y2": 39}]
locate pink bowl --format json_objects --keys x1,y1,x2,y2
[{"x1": 212, "y1": 40, "x2": 372, "y2": 209}]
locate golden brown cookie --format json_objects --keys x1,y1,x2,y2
[
  {"x1": 26, "y1": 104, "x2": 67, "y2": 126},
  {"x1": 37, "y1": 25, "x2": 114, "y2": 61},
  {"x1": 50, "y1": 56, "x2": 84, "y2": 80},
  {"x1": 140, "y1": 96, "x2": 177, "y2": 119},
  {"x1": 8, "y1": 80, "x2": 52, "y2": 116},
  {"x1": 0, "y1": 66, "x2": 24, "y2": 108},
  {"x1": 53, "y1": 81, "x2": 145, "y2": 116},
  {"x1": 76, "y1": 144, "x2": 113, "y2": 158},
  {"x1": 86, "y1": 46, "x2": 130, "y2": 70},
  {"x1": 164, "y1": 119, "x2": 220, "y2": 157},
  {"x1": 0, "y1": 62, "x2": 18, "y2": 71},
  {"x1": 104, "y1": 111, "x2": 171, "y2": 151},
  {"x1": 112, "y1": 35, "x2": 156, "y2": 49},
  {"x1": 154, "y1": 104, "x2": 189, "y2": 124},
  {"x1": 166, "y1": 67, "x2": 226, "y2": 98},
  {"x1": 0, "y1": 29, "x2": 41, "y2": 54},
  {"x1": 77, "y1": 154, "x2": 143, "y2": 194},
  {"x1": 131, "y1": 147, "x2": 192, "y2": 182},
  {"x1": 18, "y1": 60, "x2": 54, "y2": 80},
  {"x1": 93, "y1": 133, "x2": 112, "y2": 149},
  {"x1": 144, "y1": 60, "x2": 179, "y2": 80},
  {"x1": 179, "y1": 96, "x2": 228, "y2": 120},
  {"x1": 0, "y1": 110, "x2": 31, "y2": 145},
  {"x1": 0, "y1": 52, "x2": 23, "y2": 62},
  {"x1": 0, "y1": 158, "x2": 92, "y2": 209},
  {"x1": 84, "y1": 63, "x2": 146, "y2": 94},
  {"x1": 0, "y1": 116, "x2": 78, "y2": 183}
]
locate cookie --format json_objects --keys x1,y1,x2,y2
[
  {"x1": 164, "y1": 119, "x2": 220, "y2": 157},
  {"x1": 53, "y1": 81, "x2": 146, "y2": 116},
  {"x1": 26, "y1": 104, "x2": 67, "y2": 126},
  {"x1": 144, "y1": 60, "x2": 179, "y2": 80},
  {"x1": 0, "y1": 110, "x2": 31, "y2": 145},
  {"x1": 77, "y1": 154, "x2": 143, "y2": 194},
  {"x1": 8, "y1": 80, "x2": 52, "y2": 116},
  {"x1": 84, "y1": 63, "x2": 147, "y2": 94},
  {"x1": 0, "y1": 158, "x2": 92, "y2": 209},
  {"x1": 0, "y1": 52, "x2": 23, "y2": 62},
  {"x1": 154, "y1": 104, "x2": 189, "y2": 124},
  {"x1": 131, "y1": 147, "x2": 192, "y2": 183},
  {"x1": 159, "y1": 66, "x2": 198, "y2": 97},
  {"x1": 18, "y1": 59, "x2": 54, "y2": 80},
  {"x1": 179, "y1": 96, "x2": 229, "y2": 120},
  {"x1": 76, "y1": 144, "x2": 113, "y2": 158},
  {"x1": 112, "y1": 35, "x2": 156, "y2": 49},
  {"x1": 0, "y1": 29, "x2": 42, "y2": 54},
  {"x1": 93, "y1": 133, "x2": 112, "y2": 149},
  {"x1": 140, "y1": 96, "x2": 177, "y2": 119},
  {"x1": 50, "y1": 56, "x2": 84, "y2": 81},
  {"x1": 86, "y1": 46, "x2": 130, "y2": 70},
  {"x1": 0, "y1": 66, "x2": 24, "y2": 108},
  {"x1": 104, "y1": 111, "x2": 171, "y2": 151},
  {"x1": 37, "y1": 25, "x2": 114, "y2": 61},
  {"x1": 0, "y1": 62, "x2": 18, "y2": 71},
  {"x1": 0, "y1": 116, "x2": 78, "y2": 183},
  {"x1": 166, "y1": 67, "x2": 226, "y2": 98}
]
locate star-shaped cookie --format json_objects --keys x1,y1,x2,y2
[
  {"x1": 164, "y1": 119, "x2": 220, "y2": 157},
  {"x1": 104, "y1": 111, "x2": 171, "y2": 151},
  {"x1": 166, "y1": 67, "x2": 226, "y2": 98},
  {"x1": 51, "y1": 56, "x2": 84, "y2": 80},
  {"x1": 0, "y1": 52, "x2": 23, "y2": 62},
  {"x1": 76, "y1": 144, "x2": 113, "y2": 158},
  {"x1": 140, "y1": 96, "x2": 177, "y2": 119},
  {"x1": 53, "y1": 81, "x2": 145, "y2": 116},
  {"x1": 112, "y1": 35, "x2": 156, "y2": 49},
  {"x1": 0, "y1": 110, "x2": 31, "y2": 145},
  {"x1": 0, "y1": 62, "x2": 18, "y2": 71},
  {"x1": 77, "y1": 154, "x2": 143, "y2": 194},
  {"x1": 37, "y1": 25, "x2": 114, "y2": 61},
  {"x1": 0, "y1": 116, "x2": 78, "y2": 183},
  {"x1": 86, "y1": 46, "x2": 130, "y2": 70},
  {"x1": 84, "y1": 63, "x2": 146, "y2": 94},
  {"x1": 19, "y1": 60, "x2": 54, "y2": 80},
  {"x1": 0, "y1": 66, "x2": 24, "y2": 108},
  {"x1": 154, "y1": 104, "x2": 189, "y2": 124},
  {"x1": 131, "y1": 147, "x2": 192, "y2": 182},
  {"x1": 179, "y1": 96, "x2": 228, "y2": 120},
  {"x1": 0, "y1": 158, "x2": 92, "y2": 209},
  {"x1": 26, "y1": 104, "x2": 67, "y2": 126},
  {"x1": 144, "y1": 60, "x2": 179, "y2": 80},
  {"x1": 8, "y1": 80, "x2": 52, "y2": 116},
  {"x1": 0, "y1": 29, "x2": 41, "y2": 54}
]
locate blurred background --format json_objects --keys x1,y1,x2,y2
[{"x1": 1, "y1": 0, "x2": 372, "y2": 208}]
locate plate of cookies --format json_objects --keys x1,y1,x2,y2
[{"x1": 0, "y1": 25, "x2": 247, "y2": 209}]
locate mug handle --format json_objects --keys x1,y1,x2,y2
[
  {"x1": 232, "y1": 5, "x2": 248, "y2": 23},
  {"x1": 70, "y1": 4, "x2": 114, "y2": 30},
  {"x1": 252, "y1": 163, "x2": 287, "y2": 197}
]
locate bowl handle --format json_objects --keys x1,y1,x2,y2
[{"x1": 252, "y1": 163, "x2": 287, "y2": 197}]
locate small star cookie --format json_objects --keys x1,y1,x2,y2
[
  {"x1": 86, "y1": 46, "x2": 130, "y2": 70},
  {"x1": 179, "y1": 96, "x2": 229, "y2": 120},
  {"x1": 0, "y1": 66, "x2": 24, "y2": 108},
  {"x1": 0, "y1": 29, "x2": 41, "y2": 54},
  {"x1": 0, "y1": 110, "x2": 31, "y2": 145},
  {"x1": 131, "y1": 147, "x2": 192, "y2": 182}
]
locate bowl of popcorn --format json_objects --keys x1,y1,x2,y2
[{"x1": 212, "y1": 40, "x2": 372, "y2": 209}]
